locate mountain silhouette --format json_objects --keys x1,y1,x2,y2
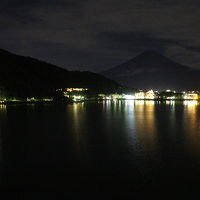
[
  {"x1": 101, "y1": 51, "x2": 200, "y2": 90},
  {"x1": 0, "y1": 49, "x2": 121, "y2": 98}
]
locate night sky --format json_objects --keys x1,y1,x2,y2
[{"x1": 0, "y1": 0, "x2": 200, "y2": 72}]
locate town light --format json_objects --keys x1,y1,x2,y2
[
  {"x1": 124, "y1": 95, "x2": 135, "y2": 100},
  {"x1": 183, "y1": 93, "x2": 198, "y2": 100}
]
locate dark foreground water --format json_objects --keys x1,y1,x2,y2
[{"x1": 0, "y1": 100, "x2": 200, "y2": 198}]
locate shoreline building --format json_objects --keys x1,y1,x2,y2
[{"x1": 183, "y1": 92, "x2": 199, "y2": 100}]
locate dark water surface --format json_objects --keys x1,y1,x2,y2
[{"x1": 0, "y1": 101, "x2": 200, "y2": 198}]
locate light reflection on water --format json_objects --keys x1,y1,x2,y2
[
  {"x1": 0, "y1": 105, "x2": 6, "y2": 180},
  {"x1": 183, "y1": 101, "x2": 200, "y2": 156},
  {"x1": 0, "y1": 101, "x2": 200, "y2": 194},
  {"x1": 65, "y1": 100, "x2": 200, "y2": 159},
  {"x1": 133, "y1": 100, "x2": 158, "y2": 154}
]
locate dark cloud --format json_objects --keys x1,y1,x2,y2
[
  {"x1": 98, "y1": 31, "x2": 182, "y2": 51},
  {"x1": 0, "y1": 0, "x2": 200, "y2": 71},
  {"x1": 184, "y1": 46, "x2": 200, "y2": 53}
]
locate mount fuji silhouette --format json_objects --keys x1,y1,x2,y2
[{"x1": 101, "y1": 51, "x2": 200, "y2": 90}]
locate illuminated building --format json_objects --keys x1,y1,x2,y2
[
  {"x1": 133, "y1": 90, "x2": 155, "y2": 100},
  {"x1": 145, "y1": 90, "x2": 155, "y2": 99},
  {"x1": 134, "y1": 91, "x2": 145, "y2": 99},
  {"x1": 55, "y1": 87, "x2": 88, "y2": 102},
  {"x1": 55, "y1": 87, "x2": 200, "y2": 102},
  {"x1": 66, "y1": 88, "x2": 88, "y2": 92},
  {"x1": 159, "y1": 90, "x2": 180, "y2": 100},
  {"x1": 72, "y1": 95, "x2": 85, "y2": 101},
  {"x1": 56, "y1": 88, "x2": 88, "y2": 92},
  {"x1": 183, "y1": 92, "x2": 198, "y2": 100},
  {"x1": 124, "y1": 94, "x2": 135, "y2": 100}
]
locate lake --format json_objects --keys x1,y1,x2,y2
[{"x1": 0, "y1": 101, "x2": 200, "y2": 198}]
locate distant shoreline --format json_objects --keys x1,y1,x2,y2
[{"x1": 0, "y1": 99, "x2": 199, "y2": 105}]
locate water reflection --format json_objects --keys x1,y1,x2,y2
[
  {"x1": 92, "y1": 100, "x2": 200, "y2": 157},
  {"x1": 0, "y1": 102, "x2": 200, "y2": 194},
  {"x1": 165, "y1": 100, "x2": 175, "y2": 106},
  {"x1": 100, "y1": 100, "x2": 158, "y2": 154},
  {"x1": 183, "y1": 100, "x2": 199, "y2": 106},
  {"x1": 65, "y1": 103, "x2": 89, "y2": 162},
  {"x1": 0, "y1": 105, "x2": 6, "y2": 182},
  {"x1": 183, "y1": 101, "x2": 200, "y2": 156},
  {"x1": 133, "y1": 101, "x2": 158, "y2": 154}
]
